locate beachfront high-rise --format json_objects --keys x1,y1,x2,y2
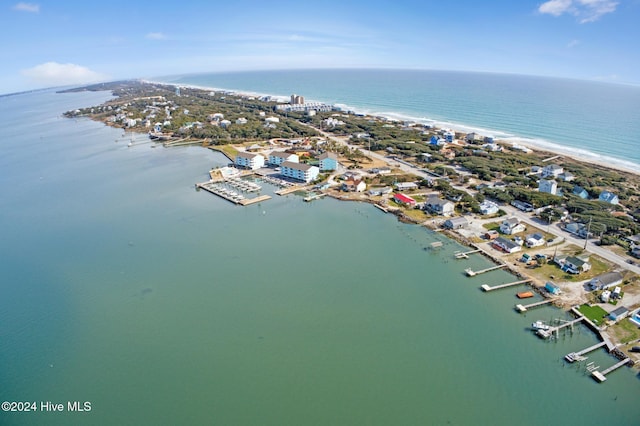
[{"x1": 290, "y1": 94, "x2": 305, "y2": 105}]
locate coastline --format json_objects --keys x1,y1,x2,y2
[{"x1": 149, "y1": 78, "x2": 640, "y2": 176}]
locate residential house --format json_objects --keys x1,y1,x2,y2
[
  {"x1": 500, "y1": 217, "x2": 526, "y2": 235},
  {"x1": 342, "y1": 179, "x2": 366, "y2": 192},
  {"x1": 235, "y1": 117, "x2": 248, "y2": 125},
  {"x1": 599, "y1": 190, "x2": 619, "y2": 205},
  {"x1": 588, "y1": 272, "x2": 624, "y2": 291},
  {"x1": 430, "y1": 135, "x2": 445, "y2": 146},
  {"x1": 443, "y1": 130, "x2": 455, "y2": 143},
  {"x1": 465, "y1": 132, "x2": 479, "y2": 142},
  {"x1": 542, "y1": 164, "x2": 564, "y2": 178},
  {"x1": 234, "y1": 152, "x2": 265, "y2": 170},
  {"x1": 395, "y1": 182, "x2": 419, "y2": 191},
  {"x1": 479, "y1": 200, "x2": 499, "y2": 215},
  {"x1": 220, "y1": 119, "x2": 231, "y2": 129},
  {"x1": 318, "y1": 152, "x2": 338, "y2": 171},
  {"x1": 525, "y1": 233, "x2": 545, "y2": 248},
  {"x1": 424, "y1": 196, "x2": 455, "y2": 216},
  {"x1": 443, "y1": 217, "x2": 468, "y2": 230},
  {"x1": 559, "y1": 171, "x2": 575, "y2": 182},
  {"x1": 368, "y1": 187, "x2": 393, "y2": 196},
  {"x1": 493, "y1": 237, "x2": 522, "y2": 254},
  {"x1": 601, "y1": 290, "x2": 612, "y2": 303},
  {"x1": 554, "y1": 255, "x2": 591, "y2": 274},
  {"x1": 572, "y1": 186, "x2": 589, "y2": 199},
  {"x1": 484, "y1": 230, "x2": 499, "y2": 240},
  {"x1": 280, "y1": 161, "x2": 319, "y2": 183},
  {"x1": 268, "y1": 151, "x2": 299, "y2": 166},
  {"x1": 609, "y1": 306, "x2": 629, "y2": 322},
  {"x1": 538, "y1": 179, "x2": 558, "y2": 195},
  {"x1": 393, "y1": 193, "x2": 416, "y2": 206},
  {"x1": 265, "y1": 117, "x2": 280, "y2": 124},
  {"x1": 564, "y1": 222, "x2": 591, "y2": 239}
]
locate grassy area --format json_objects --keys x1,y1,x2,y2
[
  {"x1": 403, "y1": 208, "x2": 429, "y2": 222},
  {"x1": 210, "y1": 144, "x2": 239, "y2": 160},
  {"x1": 577, "y1": 304, "x2": 609, "y2": 326},
  {"x1": 483, "y1": 222, "x2": 500, "y2": 231},
  {"x1": 610, "y1": 318, "x2": 640, "y2": 344}
]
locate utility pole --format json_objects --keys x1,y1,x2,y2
[{"x1": 584, "y1": 216, "x2": 592, "y2": 250}]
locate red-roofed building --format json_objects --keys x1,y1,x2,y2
[{"x1": 394, "y1": 193, "x2": 416, "y2": 206}]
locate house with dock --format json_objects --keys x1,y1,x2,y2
[
  {"x1": 280, "y1": 161, "x2": 319, "y2": 183},
  {"x1": 235, "y1": 152, "x2": 265, "y2": 170}
]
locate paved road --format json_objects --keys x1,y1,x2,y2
[{"x1": 313, "y1": 126, "x2": 640, "y2": 275}]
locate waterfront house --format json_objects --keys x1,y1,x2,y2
[
  {"x1": 424, "y1": 196, "x2": 455, "y2": 217},
  {"x1": 500, "y1": 217, "x2": 526, "y2": 235},
  {"x1": 368, "y1": 187, "x2": 392, "y2": 196},
  {"x1": 588, "y1": 271, "x2": 623, "y2": 291},
  {"x1": 269, "y1": 151, "x2": 299, "y2": 166},
  {"x1": 280, "y1": 161, "x2": 319, "y2": 183},
  {"x1": 235, "y1": 152, "x2": 265, "y2": 170},
  {"x1": 430, "y1": 135, "x2": 445, "y2": 146},
  {"x1": 484, "y1": 136, "x2": 494, "y2": 144},
  {"x1": 395, "y1": 182, "x2": 419, "y2": 191},
  {"x1": 342, "y1": 179, "x2": 366, "y2": 192},
  {"x1": 394, "y1": 193, "x2": 416, "y2": 207},
  {"x1": 598, "y1": 190, "x2": 619, "y2": 205},
  {"x1": 572, "y1": 186, "x2": 589, "y2": 199},
  {"x1": 544, "y1": 282, "x2": 562, "y2": 295},
  {"x1": 479, "y1": 200, "x2": 499, "y2": 215},
  {"x1": 525, "y1": 233, "x2": 545, "y2": 248},
  {"x1": 555, "y1": 255, "x2": 591, "y2": 274},
  {"x1": 443, "y1": 130, "x2": 455, "y2": 143},
  {"x1": 542, "y1": 164, "x2": 564, "y2": 178},
  {"x1": 443, "y1": 217, "x2": 468, "y2": 230},
  {"x1": 318, "y1": 152, "x2": 338, "y2": 171},
  {"x1": 538, "y1": 179, "x2": 558, "y2": 195},
  {"x1": 609, "y1": 306, "x2": 629, "y2": 322},
  {"x1": 492, "y1": 237, "x2": 522, "y2": 254}
]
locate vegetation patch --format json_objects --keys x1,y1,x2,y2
[
  {"x1": 577, "y1": 304, "x2": 608, "y2": 325},
  {"x1": 610, "y1": 318, "x2": 640, "y2": 344}
]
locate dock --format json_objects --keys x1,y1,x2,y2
[
  {"x1": 275, "y1": 186, "x2": 303, "y2": 196},
  {"x1": 515, "y1": 298, "x2": 554, "y2": 312},
  {"x1": 465, "y1": 264, "x2": 508, "y2": 277},
  {"x1": 374, "y1": 204, "x2": 388, "y2": 213},
  {"x1": 197, "y1": 182, "x2": 271, "y2": 205},
  {"x1": 591, "y1": 358, "x2": 631, "y2": 382},
  {"x1": 481, "y1": 279, "x2": 532, "y2": 292},
  {"x1": 238, "y1": 195, "x2": 272, "y2": 206},
  {"x1": 303, "y1": 193, "x2": 327, "y2": 202},
  {"x1": 454, "y1": 249, "x2": 481, "y2": 259},
  {"x1": 565, "y1": 341, "x2": 607, "y2": 363},
  {"x1": 536, "y1": 317, "x2": 583, "y2": 339}
]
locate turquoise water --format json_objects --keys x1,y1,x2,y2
[
  {"x1": 0, "y1": 89, "x2": 638, "y2": 425},
  {"x1": 162, "y1": 69, "x2": 640, "y2": 172}
]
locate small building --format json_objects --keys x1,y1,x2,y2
[
  {"x1": 572, "y1": 186, "x2": 589, "y2": 199},
  {"x1": 538, "y1": 179, "x2": 558, "y2": 195},
  {"x1": 280, "y1": 161, "x2": 319, "y2": 183},
  {"x1": 525, "y1": 233, "x2": 545, "y2": 248},
  {"x1": 544, "y1": 281, "x2": 561, "y2": 295},
  {"x1": 500, "y1": 217, "x2": 526, "y2": 235},
  {"x1": 234, "y1": 152, "x2": 265, "y2": 170},
  {"x1": 394, "y1": 193, "x2": 416, "y2": 206},
  {"x1": 492, "y1": 237, "x2": 522, "y2": 254},
  {"x1": 588, "y1": 271, "x2": 623, "y2": 291},
  {"x1": 612, "y1": 286, "x2": 622, "y2": 299},
  {"x1": 609, "y1": 306, "x2": 629, "y2": 322},
  {"x1": 269, "y1": 151, "x2": 299, "y2": 166},
  {"x1": 394, "y1": 182, "x2": 419, "y2": 191},
  {"x1": 484, "y1": 230, "x2": 499, "y2": 240},
  {"x1": 424, "y1": 196, "x2": 455, "y2": 217},
  {"x1": 479, "y1": 200, "x2": 499, "y2": 215},
  {"x1": 559, "y1": 171, "x2": 575, "y2": 182},
  {"x1": 599, "y1": 190, "x2": 619, "y2": 205},
  {"x1": 601, "y1": 290, "x2": 611, "y2": 303},
  {"x1": 443, "y1": 217, "x2": 468, "y2": 230},
  {"x1": 265, "y1": 116, "x2": 280, "y2": 124},
  {"x1": 236, "y1": 117, "x2": 248, "y2": 125},
  {"x1": 542, "y1": 164, "x2": 564, "y2": 178},
  {"x1": 342, "y1": 179, "x2": 366, "y2": 192},
  {"x1": 318, "y1": 152, "x2": 338, "y2": 171}
]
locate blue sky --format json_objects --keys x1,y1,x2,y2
[{"x1": 1, "y1": 0, "x2": 639, "y2": 94}]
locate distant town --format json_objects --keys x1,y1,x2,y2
[{"x1": 64, "y1": 80, "x2": 640, "y2": 377}]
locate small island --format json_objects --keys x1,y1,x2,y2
[{"x1": 63, "y1": 80, "x2": 640, "y2": 378}]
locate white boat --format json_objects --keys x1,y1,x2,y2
[{"x1": 531, "y1": 320, "x2": 551, "y2": 331}]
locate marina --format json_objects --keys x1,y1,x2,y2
[
  {"x1": 480, "y1": 279, "x2": 532, "y2": 292},
  {"x1": 196, "y1": 181, "x2": 271, "y2": 205}
]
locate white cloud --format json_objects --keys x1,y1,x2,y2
[
  {"x1": 13, "y1": 2, "x2": 39, "y2": 12},
  {"x1": 567, "y1": 39, "x2": 580, "y2": 47},
  {"x1": 21, "y1": 62, "x2": 108, "y2": 87},
  {"x1": 146, "y1": 32, "x2": 167, "y2": 40},
  {"x1": 538, "y1": 0, "x2": 618, "y2": 23}
]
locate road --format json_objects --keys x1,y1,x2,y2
[{"x1": 312, "y1": 125, "x2": 640, "y2": 275}]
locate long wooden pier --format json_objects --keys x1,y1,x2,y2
[
  {"x1": 592, "y1": 358, "x2": 631, "y2": 382},
  {"x1": 275, "y1": 186, "x2": 303, "y2": 195},
  {"x1": 465, "y1": 264, "x2": 507, "y2": 277},
  {"x1": 565, "y1": 341, "x2": 607, "y2": 363},
  {"x1": 481, "y1": 279, "x2": 532, "y2": 292},
  {"x1": 536, "y1": 317, "x2": 583, "y2": 339},
  {"x1": 239, "y1": 195, "x2": 272, "y2": 206},
  {"x1": 515, "y1": 298, "x2": 554, "y2": 312}
]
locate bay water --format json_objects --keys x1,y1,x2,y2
[{"x1": 0, "y1": 89, "x2": 638, "y2": 425}]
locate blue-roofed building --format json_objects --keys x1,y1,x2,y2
[
  {"x1": 572, "y1": 186, "x2": 589, "y2": 199},
  {"x1": 599, "y1": 191, "x2": 619, "y2": 205},
  {"x1": 430, "y1": 135, "x2": 444, "y2": 146},
  {"x1": 545, "y1": 281, "x2": 561, "y2": 295}
]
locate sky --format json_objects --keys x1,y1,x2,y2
[{"x1": 1, "y1": 0, "x2": 639, "y2": 94}]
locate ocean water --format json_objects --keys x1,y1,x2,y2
[
  {"x1": 161, "y1": 69, "x2": 640, "y2": 172},
  {"x1": 1, "y1": 89, "x2": 639, "y2": 425}
]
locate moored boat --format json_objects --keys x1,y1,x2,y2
[{"x1": 517, "y1": 291, "x2": 534, "y2": 299}]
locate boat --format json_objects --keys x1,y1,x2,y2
[
  {"x1": 564, "y1": 352, "x2": 586, "y2": 363},
  {"x1": 517, "y1": 291, "x2": 534, "y2": 299},
  {"x1": 531, "y1": 320, "x2": 551, "y2": 331}
]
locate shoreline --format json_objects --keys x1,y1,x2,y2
[{"x1": 147, "y1": 78, "x2": 640, "y2": 176}]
